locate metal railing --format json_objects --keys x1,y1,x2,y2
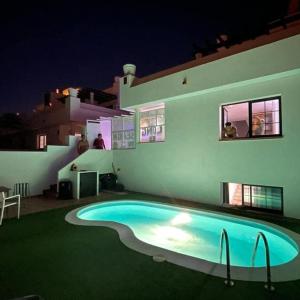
[
  {"x1": 219, "y1": 229, "x2": 234, "y2": 287},
  {"x1": 252, "y1": 231, "x2": 275, "y2": 291}
]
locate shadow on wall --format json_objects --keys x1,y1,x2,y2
[
  {"x1": 0, "y1": 136, "x2": 78, "y2": 195},
  {"x1": 57, "y1": 149, "x2": 114, "y2": 186},
  {"x1": 46, "y1": 143, "x2": 78, "y2": 189}
]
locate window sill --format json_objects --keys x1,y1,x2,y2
[
  {"x1": 219, "y1": 135, "x2": 283, "y2": 142},
  {"x1": 139, "y1": 140, "x2": 165, "y2": 144},
  {"x1": 112, "y1": 147, "x2": 136, "y2": 150}
]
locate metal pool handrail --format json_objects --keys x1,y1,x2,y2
[
  {"x1": 219, "y1": 229, "x2": 234, "y2": 287},
  {"x1": 252, "y1": 231, "x2": 275, "y2": 291}
]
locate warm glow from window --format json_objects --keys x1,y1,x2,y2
[
  {"x1": 37, "y1": 134, "x2": 47, "y2": 149},
  {"x1": 221, "y1": 97, "x2": 281, "y2": 139},
  {"x1": 139, "y1": 104, "x2": 165, "y2": 143},
  {"x1": 62, "y1": 89, "x2": 69, "y2": 96}
]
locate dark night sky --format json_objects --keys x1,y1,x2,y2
[{"x1": 0, "y1": 0, "x2": 291, "y2": 113}]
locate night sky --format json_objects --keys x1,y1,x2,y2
[{"x1": 0, "y1": 0, "x2": 291, "y2": 113}]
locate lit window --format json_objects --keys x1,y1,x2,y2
[
  {"x1": 37, "y1": 134, "x2": 47, "y2": 149},
  {"x1": 221, "y1": 97, "x2": 282, "y2": 139},
  {"x1": 112, "y1": 115, "x2": 135, "y2": 149},
  {"x1": 223, "y1": 182, "x2": 283, "y2": 214},
  {"x1": 62, "y1": 89, "x2": 69, "y2": 96},
  {"x1": 139, "y1": 104, "x2": 165, "y2": 143}
]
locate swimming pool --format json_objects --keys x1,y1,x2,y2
[{"x1": 66, "y1": 200, "x2": 300, "y2": 281}]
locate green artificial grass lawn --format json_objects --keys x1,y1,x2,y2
[{"x1": 1, "y1": 195, "x2": 300, "y2": 300}]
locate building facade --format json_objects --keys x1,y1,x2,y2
[{"x1": 114, "y1": 25, "x2": 300, "y2": 219}]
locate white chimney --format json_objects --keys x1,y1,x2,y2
[
  {"x1": 122, "y1": 64, "x2": 136, "y2": 86},
  {"x1": 68, "y1": 88, "x2": 78, "y2": 98}
]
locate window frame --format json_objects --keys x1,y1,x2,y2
[
  {"x1": 139, "y1": 105, "x2": 165, "y2": 144},
  {"x1": 111, "y1": 116, "x2": 136, "y2": 150},
  {"x1": 221, "y1": 96, "x2": 282, "y2": 140},
  {"x1": 223, "y1": 182, "x2": 283, "y2": 214}
]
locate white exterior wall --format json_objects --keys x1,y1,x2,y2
[
  {"x1": 120, "y1": 35, "x2": 300, "y2": 109},
  {"x1": 69, "y1": 98, "x2": 123, "y2": 122},
  {"x1": 0, "y1": 136, "x2": 78, "y2": 195},
  {"x1": 58, "y1": 149, "x2": 113, "y2": 183},
  {"x1": 114, "y1": 33, "x2": 300, "y2": 219}
]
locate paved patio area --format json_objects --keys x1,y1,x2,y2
[
  {"x1": 3, "y1": 191, "x2": 300, "y2": 229},
  {"x1": 2, "y1": 192, "x2": 115, "y2": 220}
]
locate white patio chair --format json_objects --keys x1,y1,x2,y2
[{"x1": 0, "y1": 192, "x2": 21, "y2": 226}]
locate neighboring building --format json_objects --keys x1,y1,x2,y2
[
  {"x1": 0, "y1": 83, "x2": 131, "y2": 150},
  {"x1": 29, "y1": 85, "x2": 124, "y2": 149},
  {"x1": 0, "y1": 82, "x2": 132, "y2": 194},
  {"x1": 0, "y1": 113, "x2": 31, "y2": 149},
  {"x1": 0, "y1": 83, "x2": 128, "y2": 149},
  {"x1": 111, "y1": 17, "x2": 300, "y2": 219}
]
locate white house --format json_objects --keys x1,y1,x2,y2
[
  {"x1": 28, "y1": 84, "x2": 130, "y2": 149},
  {"x1": 109, "y1": 18, "x2": 300, "y2": 219}
]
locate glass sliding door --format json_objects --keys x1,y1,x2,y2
[
  {"x1": 250, "y1": 185, "x2": 282, "y2": 211},
  {"x1": 243, "y1": 184, "x2": 251, "y2": 206},
  {"x1": 223, "y1": 183, "x2": 283, "y2": 214}
]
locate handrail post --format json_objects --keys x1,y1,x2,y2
[
  {"x1": 252, "y1": 231, "x2": 275, "y2": 291},
  {"x1": 219, "y1": 229, "x2": 234, "y2": 287}
]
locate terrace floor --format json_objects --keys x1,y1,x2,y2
[{"x1": 1, "y1": 192, "x2": 300, "y2": 300}]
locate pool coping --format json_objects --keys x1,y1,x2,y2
[{"x1": 65, "y1": 199, "x2": 300, "y2": 282}]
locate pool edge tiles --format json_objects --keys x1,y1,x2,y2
[{"x1": 65, "y1": 200, "x2": 300, "y2": 282}]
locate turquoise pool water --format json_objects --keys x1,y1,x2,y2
[{"x1": 77, "y1": 200, "x2": 298, "y2": 267}]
